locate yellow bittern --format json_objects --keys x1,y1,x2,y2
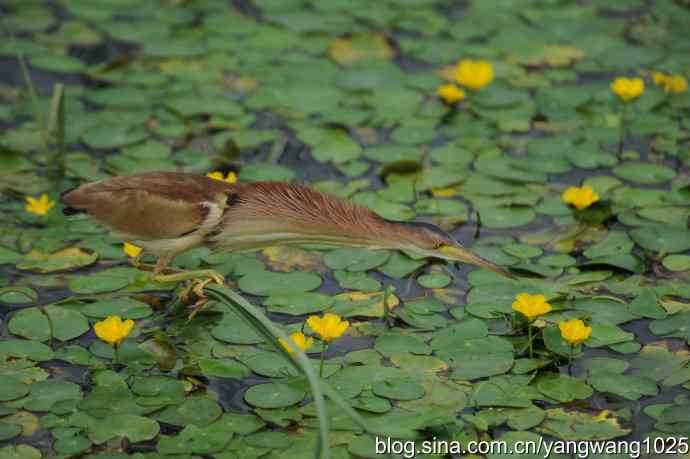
[{"x1": 61, "y1": 171, "x2": 512, "y2": 291}]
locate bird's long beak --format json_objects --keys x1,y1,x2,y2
[{"x1": 438, "y1": 244, "x2": 516, "y2": 279}]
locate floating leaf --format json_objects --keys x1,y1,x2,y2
[
  {"x1": 238, "y1": 271, "x2": 322, "y2": 296},
  {"x1": 244, "y1": 382, "x2": 306, "y2": 409},
  {"x1": 16, "y1": 247, "x2": 97, "y2": 273},
  {"x1": 328, "y1": 33, "x2": 395, "y2": 65},
  {"x1": 88, "y1": 414, "x2": 160, "y2": 444}
]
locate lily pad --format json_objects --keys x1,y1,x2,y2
[
  {"x1": 16, "y1": 247, "x2": 97, "y2": 273},
  {"x1": 244, "y1": 382, "x2": 306, "y2": 409},
  {"x1": 324, "y1": 248, "x2": 390, "y2": 272},
  {"x1": 372, "y1": 378, "x2": 425, "y2": 401},
  {"x1": 613, "y1": 162, "x2": 676, "y2": 184},
  {"x1": 238, "y1": 271, "x2": 322, "y2": 296},
  {"x1": 87, "y1": 414, "x2": 160, "y2": 444}
]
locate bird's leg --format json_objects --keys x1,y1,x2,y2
[
  {"x1": 150, "y1": 254, "x2": 225, "y2": 319},
  {"x1": 131, "y1": 253, "x2": 143, "y2": 269},
  {"x1": 130, "y1": 253, "x2": 181, "y2": 275}
]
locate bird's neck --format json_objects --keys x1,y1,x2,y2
[
  {"x1": 215, "y1": 217, "x2": 401, "y2": 251},
  {"x1": 213, "y1": 181, "x2": 415, "y2": 252}
]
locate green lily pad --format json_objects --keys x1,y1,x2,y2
[
  {"x1": 81, "y1": 125, "x2": 148, "y2": 149},
  {"x1": 613, "y1": 162, "x2": 676, "y2": 184},
  {"x1": 82, "y1": 298, "x2": 152, "y2": 319},
  {"x1": 588, "y1": 371, "x2": 658, "y2": 400},
  {"x1": 8, "y1": 308, "x2": 50, "y2": 342},
  {"x1": 535, "y1": 373, "x2": 593, "y2": 403},
  {"x1": 265, "y1": 292, "x2": 334, "y2": 315},
  {"x1": 238, "y1": 271, "x2": 322, "y2": 296},
  {"x1": 244, "y1": 382, "x2": 305, "y2": 409},
  {"x1": 0, "y1": 424, "x2": 22, "y2": 442},
  {"x1": 631, "y1": 226, "x2": 690, "y2": 253},
  {"x1": 437, "y1": 335, "x2": 514, "y2": 380},
  {"x1": 375, "y1": 334, "x2": 431, "y2": 357},
  {"x1": 16, "y1": 247, "x2": 98, "y2": 273},
  {"x1": 662, "y1": 254, "x2": 690, "y2": 272},
  {"x1": 378, "y1": 252, "x2": 426, "y2": 278},
  {"x1": 372, "y1": 378, "x2": 425, "y2": 401},
  {"x1": 24, "y1": 380, "x2": 81, "y2": 411},
  {"x1": 154, "y1": 396, "x2": 222, "y2": 427},
  {"x1": 417, "y1": 273, "x2": 451, "y2": 288},
  {"x1": 87, "y1": 414, "x2": 160, "y2": 444},
  {"x1": 649, "y1": 311, "x2": 690, "y2": 344},
  {"x1": 0, "y1": 376, "x2": 29, "y2": 402},
  {"x1": 476, "y1": 207, "x2": 536, "y2": 229},
  {"x1": 53, "y1": 436, "x2": 91, "y2": 455},
  {"x1": 324, "y1": 248, "x2": 390, "y2": 272},
  {"x1": 537, "y1": 408, "x2": 631, "y2": 440},
  {"x1": 68, "y1": 269, "x2": 133, "y2": 294},
  {"x1": 0, "y1": 340, "x2": 53, "y2": 362},
  {"x1": 333, "y1": 270, "x2": 381, "y2": 292}
]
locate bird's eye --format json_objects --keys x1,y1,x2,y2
[{"x1": 435, "y1": 242, "x2": 445, "y2": 249}]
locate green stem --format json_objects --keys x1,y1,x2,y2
[
  {"x1": 48, "y1": 84, "x2": 66, "y2": 186},
  {"x1": 618, "y1": 102, "x2": 627, "y2": 155},
  {"x1": 113, "y1": 344, "x2": 120, "y2": 366},
  {"x1": 568, "y1": 346, "x2": 574, "y2": 376},
  {"x1": 319, "y1": 342, "x2": 328, "y2": 378},
  {"x1": 528, "y1": 325, "x2": 533, "y2": 359}
]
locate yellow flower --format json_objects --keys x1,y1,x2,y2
[
  {"x1": 123, "y1": 242, "x2": 142, "y2": 258},
  {"x1": 307, "y1": 313, "x2": 349, "y2": 342},
  {"x1": 610, "y1": 77, "x2": 644, "y2": 102},
  {"x1": 279, "y1": 332, "x2": 314, "y2": 354},
  {"x1": 663, "y1": 75, "x2": 687, "y2": 93},
  {"x1": 25, "y1": 193, "x2": 55, "y2": 216},
  {"x1": 651, "y1": 71, "x2": 666, "y2": 86},
  {"x1": 94, "y1": 315, "x2": 134, "y2": 346},
  {"x1": 436, "y1": 84, "x2": 465, "y2": 104},
  {"x1": 562, "y1": 185, "x2": 600, "y2": 211},
  {"x1": 512, "y1": 293, "x2": 552, "y2": 322},
  {"x1": 558, "y1": 319, "x2": 592, "y2": 346},
  {"x1": 651, "y1": 72, "x2": 688, "y2": 93},
  {"x1": 454, "y1": 59, "x2": 494, "y2": 91},
  {"x1": 206, "y1": 171, "x2": 237, "y2": 184}
]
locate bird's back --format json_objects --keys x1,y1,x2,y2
[{"x1": 61, "y1": 171, "x2": 235, "y2": 240}]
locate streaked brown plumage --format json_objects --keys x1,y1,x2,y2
[{"x1": 61, "y1": 171, "x2": 512, "y2": 279}]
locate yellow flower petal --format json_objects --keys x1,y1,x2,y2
[
  {"x1": 279, "y1": 332, "x2": 314, "y2": 354},
  {"x1": 558, "y1": 319, "x2": 592, "y2": 346},
  {"x1": 664, "y1": 75, "x2": 687, "y2": 93},
  {"x1": 436, "y1": 84, "x2": 465, "y2": 104},
  {"x1": 94, "y1": 315, "x2": 135, "y2": 346},
  {"x1": 207, "y1": 171, "x2": 238, "y2": 184},
  {"x1": 611, "y1": 77, "x2": 644, "y2": 102},
  {"x1": 512, "y1": 293, "x2": 552, "y2": 322},
  {"x1": 123, "y1": 242, "x2": 142, "y2": 258},
  {"x1": 651, "y1": 71, "x2": 667, "y2": 86},
  {"x1": 307, "y1": 313, "x2": 349, "y2": 342},
  {"x1": 206, "y1": 171, "x2": 225, "y2": 181},
  {"x1": 24, "y1": 193, "x2": 55, "y2": 217},
  {"x1": 455, "y1": 59, "x2": 494, "y2": 91},
  {"x1": 562, "y1": 185, "x2": 600, "y2": 211}
]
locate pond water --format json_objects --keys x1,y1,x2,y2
[{"x1": 1, "y1": 0, "x2": 690, "y2": 458}]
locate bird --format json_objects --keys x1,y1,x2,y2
[{"x1": 61, "y1": 171, "x2": 513, "y2": 295}]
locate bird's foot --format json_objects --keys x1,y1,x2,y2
[
  {"x1": 151, "y1": 269, "x2": 225, "y2": 320},
  {"x1": 171, "y1": 271, "x2": 225, "y2": 321}
]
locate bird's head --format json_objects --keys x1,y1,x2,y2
[{"x1": 383, "y1": 220, "x2": 515, "y2": 279}]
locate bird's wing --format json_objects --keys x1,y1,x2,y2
[{"x1": 61, "y1": 172, "x2": 236, "y2": 240}]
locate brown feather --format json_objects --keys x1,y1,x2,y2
[
  {"x1": 213, "y1": 182, "x2": 411, "y2": 249},
  {"x1": 61, "y1": 172, "x2": 235, "y2": 240}
]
